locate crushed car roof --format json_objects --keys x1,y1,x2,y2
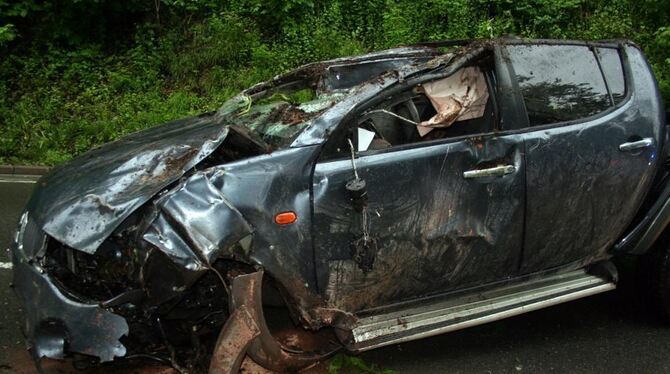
[{"x1": 27, "y1": 46, "x2": 449, "y2": 253}]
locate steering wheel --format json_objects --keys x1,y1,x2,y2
[{"x1": 358, "y1": 97, "x2": 423, "y2": 146}]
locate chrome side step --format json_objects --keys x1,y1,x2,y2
[{"x1": 347, "y1": 269, "x2": 615, "y2": 352}]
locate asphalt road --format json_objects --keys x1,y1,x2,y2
[
  {"x1": 1, "y1": 176, "x2": 670, "y2": 373},
  {"x1": 0, "y1": 177, "x2": 35, "y2": 373}
]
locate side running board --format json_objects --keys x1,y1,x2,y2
[{"x1": 346, "y1": 269, "x2": 615, "y2": 352}]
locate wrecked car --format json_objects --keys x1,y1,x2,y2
[{"x1": 11, "y1": 38, "x2": 670, "y2": 372}]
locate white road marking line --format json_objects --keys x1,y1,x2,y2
[
  {"x1": 0, "y1": 179, "x2": 37, "y2": 184},
  {"x1": 0, "y1": 262, "x2": 12, "y2": 269}
]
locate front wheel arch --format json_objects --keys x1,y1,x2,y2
[{"x1": 216, "y1": 270, "x2": 340, "y2": 372}]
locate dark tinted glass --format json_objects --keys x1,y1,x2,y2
[
  {"x1": 508, "y1": 45, "x2": 611, "y2": 126},
  {"x1": 596, "y1": 47, "x2": 626, "y2": 104}
]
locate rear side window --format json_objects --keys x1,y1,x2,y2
[
  {"x1": 596, "y1": 47, "x2": 626, "y2": 104},
  {"x1": 507, "y1": 44, "x2": 613, "y2": 126}
]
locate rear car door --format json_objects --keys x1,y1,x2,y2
[
  {"x1": 311, "y1": 56, "x2": 527, "y2": 313},
  {"x1": 504, "y1": 42, "x2": 664, "y2": 273}
]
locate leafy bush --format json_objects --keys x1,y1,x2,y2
[{"x1": 0, "y1": 0, "x2": 668, "y2": 165}]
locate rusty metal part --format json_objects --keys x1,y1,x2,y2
[
  {"x1": 209, "y1": 305, "x2": 260, "y2": 374},
  {"x1": 238, "y1": 357, "x2": 276, "y2": 374},
  {"x1": 229, "y1": 271, "x2": 334, "y2": 372}
]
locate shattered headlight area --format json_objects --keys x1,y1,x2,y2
[
  {"x1": 11, "y1": 212, "x2": 130, "y2": 364},
  {"x1": 9, "y1": 123, "x2": 313, "y2": 371},
  {"x1": 43, "y1": 237, "x2": 143, "y2": 302},
  {"x1": 12, "y1": 209, "x2": 249, "y2": 372}
]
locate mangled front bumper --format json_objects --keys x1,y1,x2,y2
[
  {"x1": 10, "y1": 170, "x2": 257, "y2": 365},
  {"x1": 11, "y1": 212, "x2": 129, "y2": 363}
]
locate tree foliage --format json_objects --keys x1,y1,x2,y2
[{"x1": 1, "y1": 0, "x2": 668, "y2": 165}]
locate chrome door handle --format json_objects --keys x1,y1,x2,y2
[
  {"x1": 619, "y1": 137, "x2": 654, "y2": 152},
  {"x1": 463, "y1": 165, "x2": 516, "y2": 179}
]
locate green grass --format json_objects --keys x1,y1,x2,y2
[{"x1": 1, "y1": 1, "x2": 668, "y2": 166}]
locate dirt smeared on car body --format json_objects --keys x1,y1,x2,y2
[
  {"x1": 12, "y1": 38, "x2": 667, "y2": 373},
  {"x1": 11, "y1": 45, "x2": 442, "y2": 372}
]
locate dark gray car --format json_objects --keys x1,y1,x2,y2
[{"x1": 10, "y1": 38, "x2": 669, "y2": 373}]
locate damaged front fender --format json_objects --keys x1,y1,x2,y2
[
  {"x1": 143, "y1": 173, "x2": 254, "y2": 271},
  {"x1": 26, "y1": 115, "x2": 260, "y2": 255}
]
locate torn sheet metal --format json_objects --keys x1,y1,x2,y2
[
  {"x1": 143, "y1": 173, "x2": 253, "y2": 270},
  {"x1": 11, "y1": 213, "x2": 129, "y2": 362},
  {"x1": 417, "y1": 66, "x2": 489, "y2": 136},
  {"x1": 244, "y1": 46, "x2": 440, "y2": 96},
  {"x1": 320, "y1": 55, "x2": 435, "y2": 91},
  {"x1": 12, "y1": 247, "x2": 128, "y2": 362},
  {"x1": 26, "y1": 115, "x2": 236, "y2": 254}
]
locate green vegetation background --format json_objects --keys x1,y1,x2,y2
[{"x1": 1, "y1": 0, "x2": 669, "y2": 165}]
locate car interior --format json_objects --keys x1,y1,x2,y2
[
  {"x1": 316, "y1": 52, "x2": 498, "y2": 161},
  {"x1": 355, "y1": 65, "x2": 497, "y2": 152}
]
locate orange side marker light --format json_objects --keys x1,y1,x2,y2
[{"x1": 274, "y1": 211, "x2": 297, "y2": 225}]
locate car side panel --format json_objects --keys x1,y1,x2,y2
[
  {"x1": 312, "y1": 135, "x2": 526, "y2": 312},
  {"x1": 520, "y1": 45, "x2": 664, "y2": 272},
  {"x1": 193, "y1": 147, "x2": 332, "y2": 326}
]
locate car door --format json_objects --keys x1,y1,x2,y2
[
  {"x1": 311, "y1": 63, "x2": 527, "y2": 313},
  {"x1": 504, "y1": 43, "x2": 664, "y2": 273}
]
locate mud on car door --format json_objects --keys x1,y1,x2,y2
[
  {"x1": 311, "y1": 52, "x2": 528, "y2": 313},
  {"x1": 502, "y1": 42, "x2": 665, "y2": 273}
]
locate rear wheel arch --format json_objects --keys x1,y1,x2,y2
[{"x1": 637, "y1": 231, "x2": 670, "y2": 319}]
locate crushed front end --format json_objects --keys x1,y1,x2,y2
[
  {"x1": 9, "y1": 45, "x2": 441, "y2": 372},
  {"x1": 11, "y1": 211, "x2": 129, "y2": 363},
  {"x1": 11, "y1": 207, "x2": 243, "y2": 371},
  {"x1": 9, "y1": 98, "x2": 344, "y2": 372}
]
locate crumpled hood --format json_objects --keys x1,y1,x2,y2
[{"x1": 27, "y1": 113, "x2": 232, "y2": 253}]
